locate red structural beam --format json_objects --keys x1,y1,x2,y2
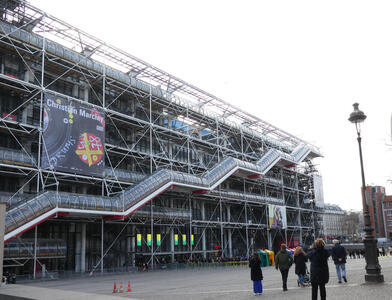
[
  {"x1": 192, "y1": 190, "x2": 210, "y2": 194},
  {"x1": 248, "y1": 174, "x2": 262, "y2": 179},
  {"x1": 285, "y1": 163, "x2": 296, "y2": 168},
  {"x1": 56, "y1": 212, "x2": 69, "y2": 217}
]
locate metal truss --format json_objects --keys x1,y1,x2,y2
[{"x1": 0, "y1": 0, "x2": 324, "y2": 273}]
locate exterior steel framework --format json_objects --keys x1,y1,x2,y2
[{"x1": 0, "y1": 0, "x2": 323, "y2": 275}]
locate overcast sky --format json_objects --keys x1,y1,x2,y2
[{"x1": 30, "y1": 0, "x2": 392, "y2": 210}]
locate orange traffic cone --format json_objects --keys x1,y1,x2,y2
[
  {"x1": 119, "y1": 282, "x2": 124, "y2": 293},
  {"x1": 127, "y1": 280, "x2": 132, "y2": 292},
  {"x1": 112, "y1": 282, "x2": 117, "y2": 293}
]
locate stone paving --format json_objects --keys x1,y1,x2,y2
[{"x1": 1, "y1": 256, "x2": 392, "y2": 299}]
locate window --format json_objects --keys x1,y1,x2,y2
[
  {"x1": 0, "y1": 132, "x2": 19, "y2": 149},
  {"x1": 3, "y1": 55, "x2": 22, "y2": 78}
]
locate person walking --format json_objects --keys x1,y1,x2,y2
[
  {"x1": 294, "y1": 246, "x2": 308, "y2": 287},
  {"x1": 275, "y1": 244, "x2": 293, "y2": 291},
  {"x1": 308, "y1": 238, "x2": 330, "y2": 300},
  {"x1": 249, "y1": 253, "x2": 263, "y2": 295},
  {"x1": 331, "y1": 239, "x2": 347, "y2": 283}
]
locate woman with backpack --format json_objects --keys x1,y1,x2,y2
[{"x1": 249, "y1": 252, "x2": 263, "y2": 295}]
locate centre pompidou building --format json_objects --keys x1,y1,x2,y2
[{"x1": 0, "y1": 0, "x2": 324, "y2": 275}]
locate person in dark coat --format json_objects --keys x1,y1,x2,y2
[
  {"x1": 275, "y1": 244, "x2": 293, "y2": 291},
  {"x1": 249, "y1": 252, "x2": 263, "y2": 295},
  {"x1": 294, "y1": 246, "x2": 308, "y2": 287},
  {"x1": 308, "y1": 238, "x2": 330, "y2": 300},
  {"x1": 331, "y1": 240, "x2": 347, "y2": 283}
]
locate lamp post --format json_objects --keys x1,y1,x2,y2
[{"x1": 348, "y1": 103, "x2": 384, "y2": 283}]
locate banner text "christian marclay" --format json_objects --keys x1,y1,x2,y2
[{"x1": 79, "y1": 109, "x2": 104, "y2": 123}]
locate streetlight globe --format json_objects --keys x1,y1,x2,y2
[{"x1": 348, "y1": 103, "x2": 367, "y2": 124}]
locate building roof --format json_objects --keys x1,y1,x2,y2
[
  {"x1": 323, "y1": 204, "x2": 346, "y2": 214},
  {"x1": 1, "y1": 0, "x2": 322, "y2": 154}
]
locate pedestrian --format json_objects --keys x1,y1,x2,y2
[
  {"x1": 382, "y1": 247, "x2": 386, "y2": 257},
  {"x1": 331, "y1": 239, "x2": 347, "y2": 283},
  {"x1": 275, "y1": 243, "x2": 293, "y2": 291},
  {"x1": 294, "y1": 246, "x2": 308, "y2": 287},
  {"x1": 249, "y1": 252, "x2": 263, "y2": 295},
  {"x1": 4, "y1": 271, "x2": 10, "y2": 284},
  {"x1": 308, "y1": 238, "x2": 330, "y2": 300}
]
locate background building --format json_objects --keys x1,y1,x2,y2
[
  {"x1": 0, "y1": 1, "x2": 323, "y2": 276},
  {"x1": 383, "y1": 195, "x2": 392, "y2": 241},
  {"x1": 365, "y1": 185, "x2": 386, "y2": 238},
  {"x1": 342, "y1": 210, "x2": 362, "y2": 242},
  {"x1": 322, "y1": 204, "x2": 347, "y2": 241}
]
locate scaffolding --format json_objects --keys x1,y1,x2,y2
[{"x1": 0, "y1": 0, "x2": 324, "y2": 276}]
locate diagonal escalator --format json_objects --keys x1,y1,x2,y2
[{"x1": 4, "y1": 144, "x2": 319, "y2": 242}]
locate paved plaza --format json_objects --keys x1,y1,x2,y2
[{"x1": 1, "y1": 256, "x2": 392, "y2": 300}]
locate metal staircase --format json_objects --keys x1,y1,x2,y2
[{"x1": 4, "y1": 144, "x2": 318, "y2": 242}]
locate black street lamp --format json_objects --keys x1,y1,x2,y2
[{"x1": 348, "y1": 103, "x2": 384, "y2": 283}]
